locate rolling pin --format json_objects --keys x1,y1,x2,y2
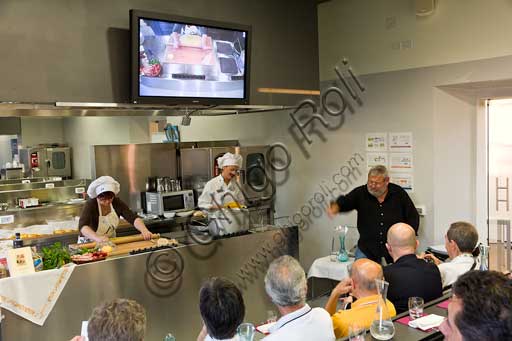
[{"x1": 69, "y1": 233, "x2": 160, "y2": 250}]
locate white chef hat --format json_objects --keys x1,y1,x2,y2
[
  {"x1": 218, "y1": 152, "x2": 242, "y2": 168},
  {"x1": 87, "y1": 176, "x2": 121, "y2": 199}
]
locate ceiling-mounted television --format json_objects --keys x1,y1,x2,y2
[{"x1": 130, "y1": 10, "x2": 251, "y2": 105}]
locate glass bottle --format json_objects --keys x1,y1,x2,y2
[
  {"x1": 335, "y1": 225, "x2": 349, "y2": 262},
  {"x1": 479, "y1": 244, "x2": 489, "y2": 271},
  {"x1": 370, "y1": 279, "x2": 395, "y2": 340}
]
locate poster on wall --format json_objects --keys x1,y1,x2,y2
[
  {"x1": 390, "y1": 173, "x2": 413, "y2": 192},
  {"x1": 389, "y1": 153, "x2": 413, "y2": 171},
  {"x1": 366, "y1": 133, "x2": 387, "y2": 152},
  {"x1": 389, "y1": 132, "x2": 413, "y2": 152},
  {"x1": 366, "y1": 152, "x2": 388, "y2": 170}
]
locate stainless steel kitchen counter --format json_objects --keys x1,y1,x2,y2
[{"x1": 1, "y1": 225, "x2": 298, "y2": 341}]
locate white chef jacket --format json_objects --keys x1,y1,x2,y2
[
  {"x1": 198, "y1": 175, "x2": 245, "y2": 210},
  {"x1": 263, "y1": 304, "x2": 335, "y2": 341},
  {"x1": 438, "y1": 253, "x2": 478, "y2": 288}
]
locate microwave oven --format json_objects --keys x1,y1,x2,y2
[{"x1": 145, "y1": 190, "x2": 195, "y2": 215}]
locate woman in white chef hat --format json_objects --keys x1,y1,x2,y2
[
  {"x1": 198, "y1": 152, "x2": 246, "y2": 210},
  {"x1": 78, "y1": 176, "x2": 152, "y2": 243}
]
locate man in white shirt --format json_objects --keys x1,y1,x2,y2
[
  {"x1": 263, "y1": 255, "x2": 335, "y2": 341},
  {"x1": 423, "y1": 221, "x2": 479, "y2": 288},
  {"x1": 198, "y1": 152, "x2": 245, "y2": 210}
]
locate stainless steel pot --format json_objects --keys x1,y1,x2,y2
[{"x1": 208, "y1": 209, "x2": 249, "y2": 236}]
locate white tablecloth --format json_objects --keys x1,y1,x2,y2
[
  {"x1": 0, "y1": 263, "x2": 76, "y2": 325},
  {"x1": 307, "y1": 256, "x2": 354, "y2": 281}
]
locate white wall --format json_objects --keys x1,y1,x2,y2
[
  {"x1": 318, "y1": 0, "x2": 512, "y2": 79},
  {"x1": 432, "y1": 87, "x2": 478, "y2": 242},
  {"x1": 63, "y1": 117, "x2": 151, "y2": 179}
]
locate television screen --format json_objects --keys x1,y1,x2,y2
[{"x1": 130, "y1": 10, "x2": 251, "y2": 105}]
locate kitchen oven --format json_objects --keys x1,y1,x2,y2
[{"x1": 19, "y1": 146, "x2": 72, "y2": 178}]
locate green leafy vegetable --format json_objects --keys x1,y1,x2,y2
[
  {"x1": 78, "y1": 247, "x2": 96, "y2": 255},
  {"x1": 42, "y1": 242, "x2": 71, "y2": 270}
]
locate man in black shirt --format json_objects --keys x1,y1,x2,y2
[
  {"x1": 327, "y1": 165, "x2": 419, "y2": 264},
  {"x1": 384, "y1": 223, "x2": 443, "y2": 313}
]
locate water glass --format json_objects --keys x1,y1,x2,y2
[
  {"x1": 348, "y1": 322, "x2": 365, "y2": 341},
  {"x1": 330, "y1": 237, "x2": 338, "y2": 262},
  {"x1": 408, "y1": 297, "x2": 424, "y2": 320},
  {"x1": 330, "y1": 251, "x2": 339, "y2": 262},
  {"x1": 163, "y1": 333, "x2": 176, "y2": 341},
  {"x1": 237, "y1": 322, "x2": 255, "y2": 341}
]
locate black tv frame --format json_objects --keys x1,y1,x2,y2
[{"x1": 130, "y1": 9, "x2": 251, "y2": 105}]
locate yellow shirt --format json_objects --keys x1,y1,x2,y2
[{"x1": 331, "y1": 294, "x2": 397, "y2": 339}]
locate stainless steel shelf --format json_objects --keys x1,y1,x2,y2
[{"x1": 0, "y1": 102, "x2": 292, "y2": 117}]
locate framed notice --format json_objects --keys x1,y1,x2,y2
[
  {"x1": 7, "y1": 247, "x2": 35, "y2": 277},
  {"x1": 389, "y1": 153, "x2": 413, "y2": 172},
  {"x1": 366, "y1": 152, "x2": 388, "y2": 170},
  {"x1": 389, "y1": 132, "x2": 413, "y2": 152},
  {"x1": 366, "y1": 133, "x2": 387, "y2": 152},
  {"x1": 390, "y1": 173, "x2": 413, "y2": 192}
]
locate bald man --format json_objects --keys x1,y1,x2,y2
[
  {"x1": 325, "y1": 259, "x2": 396, "y2": 338},
  {"x1": 383, "y1": 223, "x2": 443, "y2": 313}
]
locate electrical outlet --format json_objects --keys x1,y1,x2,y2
[{"x1": 416, "y1": 205, "x2": 426, "y2": 216}]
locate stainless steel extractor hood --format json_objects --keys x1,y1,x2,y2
[{"x1": 0, "y1": 102, "x2": 293, "y2": 117}]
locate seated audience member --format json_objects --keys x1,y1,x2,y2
[
  {"x1": 422, "y1": 221, "x2": 479, "y2": 288},
  {"x1": 263, "y1": 255, "x2": 335, "y2": 340},
  {"x1": 70, "y1": 298, "x2": 146, "y2": 341},
  {"x1": 197, "y1": 277, "x2": 245, "y2": 341},
  {"x1": 325, "y1": 259, "x2": 396, "y2": 339},
  {"x1": 439, "y1": 270, "x2": 512, "y2": 341},
  {"x1": 384, "y1": 223, "x2": 443, "y2": 313}
]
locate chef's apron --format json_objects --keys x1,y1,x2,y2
[
  {"x1": 77, "y1": 201, "x2": 119, "y2": 243},
  {"x1": 96, "y1": 201, "x2": 120, "y2": 238}
]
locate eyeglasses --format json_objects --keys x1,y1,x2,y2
[{"x1": 368, "y1": 180, "x2": 386, "y2": 186}]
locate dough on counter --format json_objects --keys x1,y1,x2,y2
[{"x1": 156, "y1": 238, "x2": 179, "y2": 247}]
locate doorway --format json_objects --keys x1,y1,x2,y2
[{"x1": 487, "y1": 99, "x2": 512, "y2": 272}]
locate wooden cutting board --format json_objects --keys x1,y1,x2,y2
[{"x1": 108, "y1": 240, "x2": 158, "y2": 256}]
